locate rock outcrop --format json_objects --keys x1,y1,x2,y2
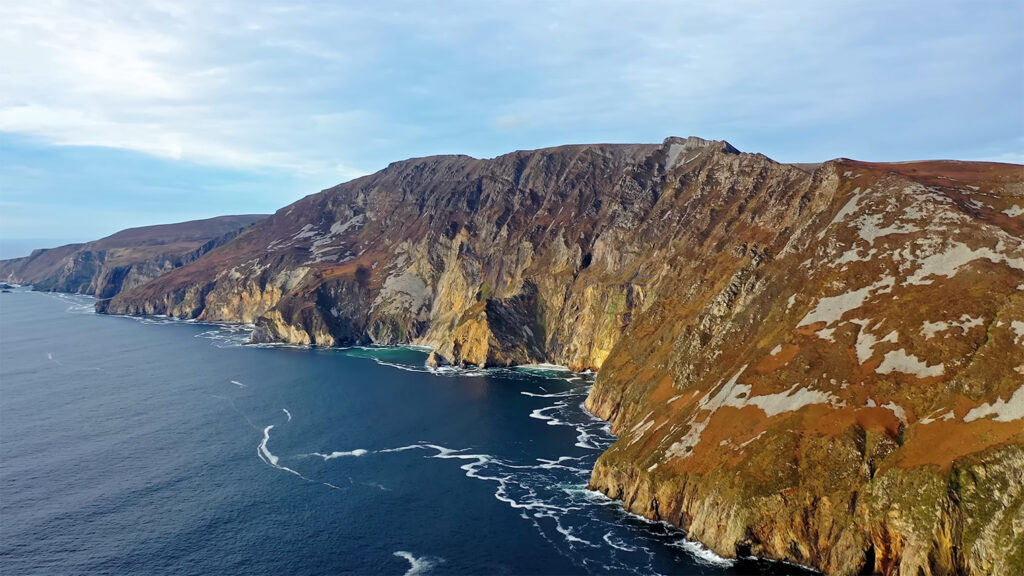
[
  {"x1": 96, "y1": 138, "x2": 1023, "y2": 575},
  {"x1": 0, "y1": 215, "x2": 268, "y2": 299}
]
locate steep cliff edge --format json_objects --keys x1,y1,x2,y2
[
  {"x1": 0, "y1": 215, "x2": 268, "y2": 298},
  {"x1": 586, "y1": 159, "x2": 1024, "y2": 575},
  {"x1": 99, "y1": 139, "x2": 1024, "y2": 574},
  {"x1": 103, "y1": 136, "x2": 797, "y2": 370}
]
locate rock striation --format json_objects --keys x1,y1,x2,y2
[
  {"x1": 93, "y1": 138, "x2": 1023, "y2": 575},
  {"x1": 0, "y1": 215, "x2": 267, "y2": 299}
]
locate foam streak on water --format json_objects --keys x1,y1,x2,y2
[
  {"x1": 258, "y1": 376, "x2": 716, "y2": 576},
  {"x1": 393, "y1": 551, "x2": 440, "y2": 576},
  {"x1": 230, "y1": 346, "x2": 734, "y2": 575},
  {"x1": 257, "y1": 425, "x2": 343, "y2": 491}
]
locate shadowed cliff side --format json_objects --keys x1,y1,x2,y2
[{"x1": 98, "y1": 139, "x2": 1024, "y2": 574}]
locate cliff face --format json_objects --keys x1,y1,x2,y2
[
  {"x1": 98, "y1": 138, "x2": 1024, "y2": 574},
  {"x1": 585, "y1": 159, "x2": 1024, "y2": 576},
  {"x1": 104, "y1": 137, "x2": 800, "y2": 370},
  {"x1": 0, "y1": 215, "x2": 268, "y2": 299}
]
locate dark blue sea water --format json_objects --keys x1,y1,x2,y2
[{"x1": 0, "y1": 289, "x2": 811, "y2": 575}]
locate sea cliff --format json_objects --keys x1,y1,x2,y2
[
  {"x1": 87, "y1": 138, "x2": 1024, "y2": 574},
  {"x1": 0, "y1": 215, "x2": 267, "y2": 299}
]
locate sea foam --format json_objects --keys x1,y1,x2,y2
[{"x1": 393, "y1": 551, "x2": 439, "y2": 576}]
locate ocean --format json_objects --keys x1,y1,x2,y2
[{"x1": 0, "y1": 288, "x2": 811, "y2": 575}]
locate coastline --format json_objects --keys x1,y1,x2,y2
[{"x1": 14, "y1": 285, "x2": 825, "y2": 573}]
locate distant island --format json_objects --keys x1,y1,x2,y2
[{"x1": 4, "y1": 137, "x2": 1022, "y2": 575}]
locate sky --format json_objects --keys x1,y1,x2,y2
[{"x1": 1, "y1": 0, "x2": 1022, "y2": 253}]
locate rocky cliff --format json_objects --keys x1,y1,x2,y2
[
  {"x1": 98, "y1": 138, "x2": 1024, "y2": 575},
  {"x1": 0, "y1": 215, "x2": 267, "y2": 299},
  {"x1": 584, "y1": 158, "x2": 1024, "y2": 576}
]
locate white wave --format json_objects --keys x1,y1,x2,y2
[
  {"x1": 230, "y1": 380, "x2": 247, "y2": 388},
  {"x1": 420, "y1": 444, "x2": 472, "y2": 459},
  {"x1": 196, "y1": 325, "x2": 253, "y2": 348},
  {"x1": 515, "y1": 363, "x2": 572, "y2": 373},
  {"x1": 603, "y1": 532, "x2": 638, "y2": 552},
  {"x1": 257, "y1": 425, "x2": 343, "y2": 490},
  {"x1": 402, "y1": 344, "x2": 435, "y2": 352},
  {"x1": 555, "y1": 522, "x2": 594, "y2": 546},
  {"x1": 528, "y1": 401, "x2": 604, "y2": 450},
  {"x1": 47, "y1": 292, "x2": 96, "y2": 314},
  {"x1": 518, "y1": 456, "x2": 587, "y2": 471},
  {"x1": 257, "y1": 425, "x2": 284, "y2": 468},
  {"x1": 521, "y1": 390, "x2": 578, "y2": 398},
  {"x1": 310, "y1": 449, "x2": 369, "y2": 460},
  {"x1": 425, "y1": 365, "x2": 491, "y2": 378},
  {"x1": 420, "y1": 361, "x2": 595, "y2": 382},
  {"x1": 550, "y1": 456, "x2": 590, "y2": 469},
  {"x1": 573, "y1": 430, "x2": 600, "y2": 450},
  {"x1": 347, "y1": 344, "x2": 434, "y2": 353},
  {"x1": 335, "y1": 346, "x2": 437, "y2": 373},
  {"x1": 102, "y1": 307, "x2": 255, "y2": 346},
  {"x1": 530, "y1": 405, "x2": 564, "y2": 424},
  {"x1": 583, "y1": 488, "x2": 734, "y2": 568},
  {"x1": 46, "y1": 352, "x2": 62, "y2": 365},
  {"x1": 245, "y1": 342, "x2": 309, "y2": 350},
  {"x1": 282, "y1": 408, "x2": 292, "y2": 422},
  {"x1": 393, "y1": 551, "x2": 438, "y2": 576},
  {"x1": 378, "y1": 445, "x2": 429, "y2": 453},
  {"x1": 374, "y1": 360, "x2": 431, "y2": 373},
  {"x1": 247, "y1": 369, "x2": 676, "y2": 574},
  {"x1": 668, "y1": 539, "x2": 734, "y2": 567},
  {"x1": 285, "y1": 420, "x2": 656, "y2": 574},
  {"x1": 418, "y1": 444, "x2": 584, "y2": 519}
]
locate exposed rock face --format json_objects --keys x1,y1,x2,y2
[
  {"x1": 0, "y1": 215, "x2": 267, "y2": 299},
  {"x1": 104, "y1": 136, "x2": 800, "y2": 371},
  {"x1": 98, "y1": 138, "x2": 1024, "y2": 574},
  {"x1": 585, "y1": 159, "x2": 1024, "y2": 576}
]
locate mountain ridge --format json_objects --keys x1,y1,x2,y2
[{"x1": 0, "y1": 214, "x2": 268, "y2": 298}]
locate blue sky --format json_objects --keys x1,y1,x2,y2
[{"x1": 1, "y1": 1, "x2": 1021, "y2": 252}]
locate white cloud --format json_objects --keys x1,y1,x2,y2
[
  {"x1": 0, "y1": 0, "x2": 1020, "y2": 179},
  {"x1": 0, "y1": 0, "x2": 372, "y2": 181}
]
